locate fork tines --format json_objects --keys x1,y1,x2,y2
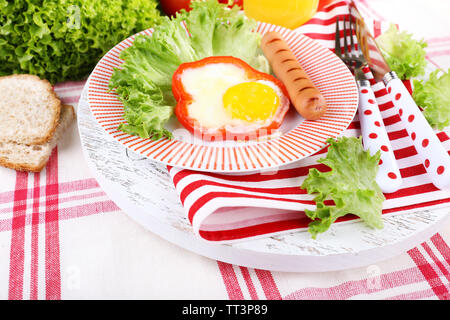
[{"x1": 335, "y1": 15, "x2": 365, "y2": 71}]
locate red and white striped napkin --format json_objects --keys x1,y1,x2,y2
[{"x1": 168, "y1": 0, "x2": 450, "y2": 242}]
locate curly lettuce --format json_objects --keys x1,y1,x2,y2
[
  {"x1": 0, "y1": 0, "x2": 162, "y2": 83},
  {"x1": 109, "y1": 0, "x2": 270, "y2": 140},
  {"x1": 376, "y1": 24, "x2": 427, "y2": 80},
  {"x1": 413, "y1": 69, "x2": 450, "y2": 130},
  {"x1": 301, "y1": 137, "x2": 385, "y2": 239}
]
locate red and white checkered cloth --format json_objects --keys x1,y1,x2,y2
[{"x1": 0, "y1": 0, "x2": 449, "y2": 300}]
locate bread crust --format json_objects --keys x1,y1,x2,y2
[
  {"x1": 0, "y1": 157, "x2": 48, "y2": 172},
  {"x1": 0, "y1": 74, "x2": 62, "y2": 145}
]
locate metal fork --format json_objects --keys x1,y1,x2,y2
[
  {"x1": 334, "y1": 16, "x2": 402, "y2": 193},
  {"x1": 335, "y1": 16, "x2": 366, "y2": 80}
]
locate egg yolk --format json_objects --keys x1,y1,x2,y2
[{"x1": 223, "y1": 82, "x2": 280, "y2": 122}]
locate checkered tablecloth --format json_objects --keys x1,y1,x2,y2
[{"x1": 0, "y1": 0, "x2": 449, "y2": 300}]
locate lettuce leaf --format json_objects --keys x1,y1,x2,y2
[
  {"x1": 413, "y1": 69, "x2": 450, "y2": 130},
  {"x1": 376, "y1": 24, "x2": 427, "y2": 80},
  {"x1": 301, "y1": 137, "x2": 385, "y2": 239},
  {"x1": 0, "y1": 0, "x2": 162, "y2": 83},
  {"x1": 109, "y1": 0, "x2": 270, "y2": 140}
]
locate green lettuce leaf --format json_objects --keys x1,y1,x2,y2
[
  {"x1": 109, "y1": 0, "x2": 270, "y2": 140},
  {"x1": 413, "y1": 69, "x2": 450, "y2": 130},
  {"x1": 376, "y1": 24, "x2": 427, "y2": 80},
  {"x1": 301, "y1": 137, "x2": 385, "y2": 239},
  {"x1": 0, "y1": 0, "x2": 162, "y2": 83}
]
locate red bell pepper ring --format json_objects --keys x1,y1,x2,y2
[{"x1": 172, "y1": 56, "x2": 290, "y2": 141}]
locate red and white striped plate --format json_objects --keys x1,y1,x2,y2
[{"x1": 87, "y1": 22, "x2": 358, "y2": 173}]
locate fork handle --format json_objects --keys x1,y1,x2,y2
[
  {"x1": 384, "y1": 73, "x2": 450, "y2": 190},
  {"x1": 358, "y1": 80, "x2": 403, "y2": 193}
]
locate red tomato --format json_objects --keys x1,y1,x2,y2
[
  {"x1": 160, "y1": 0, "x2": 243, "y2": 17},
  {"x1": 159, "y1": 0, "x2": 192, "y2": 16}
]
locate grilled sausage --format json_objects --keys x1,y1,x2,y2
[{"x1": 261, "y1": 31, "x2": 327, "y2": 120}]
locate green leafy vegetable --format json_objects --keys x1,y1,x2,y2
[
  {"x1": 376, "y1": 24, "x2": 427, "y2": 80},
  {"x1": 301, "y1": 137, "x2": 385, "y2": 239},
  {"x1": 413, "y1": 69, "x2": 450, "y2": 130},
  {"x1": 0, "y1": 0, "x2": 162, "y2": 83},
  {"x1": 109, "y1": 0, "x2": 270, "y2": 140}
]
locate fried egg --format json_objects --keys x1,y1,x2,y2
[{"x1": 174, "y1": 58, "x2": 290, "y2": 140}]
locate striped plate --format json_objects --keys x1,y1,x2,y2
[{"x1": 87, "y1": 22, "x2": 358, "y2": 173}]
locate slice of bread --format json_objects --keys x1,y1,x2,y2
[
  {"x1": 0, "y1": 105, "x2": 75, "y2": 172},
  {"x1": 0, "y1": 74, "x2": 61, "y2": 145}
]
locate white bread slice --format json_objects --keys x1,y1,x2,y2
[
  {"x1": 0, "y1": 74, "x2": 61, "y2": 145},
  {"x1": 0, "y1": 105, "x2": 75, "y2": 172}
]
